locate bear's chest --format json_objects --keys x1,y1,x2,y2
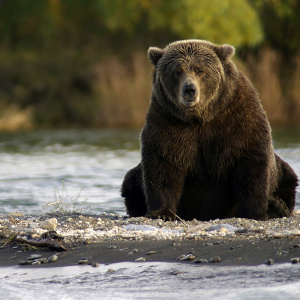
[{"x1": 144, "y1": 120, "x2": 237, "y2": 179}]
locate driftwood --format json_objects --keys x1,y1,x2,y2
[{"x1": 16, "y1": 236, "x2": 67, "y2": 251}]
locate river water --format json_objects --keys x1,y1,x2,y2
[
  {"x1": 0, "y1": 128, "x2": 299, "y2": 215},
  {"x1": 0, "y1": 128, "x2": 300, "y2": 300}
]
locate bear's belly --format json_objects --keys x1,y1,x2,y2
[{"x1": 177, "y1": 178, "x2": 236, "y2": 221}]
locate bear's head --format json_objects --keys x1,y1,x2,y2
[{"x1": 148, "y1": 40, "x2": 237, "y2": 121}]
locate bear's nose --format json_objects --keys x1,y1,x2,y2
[{"x1": 183, "y1": 83, "x2": 196, "y2": 98}]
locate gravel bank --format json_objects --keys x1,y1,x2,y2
[{"x1": 0, "y1": 211, "x2": 300, "y2": 267}]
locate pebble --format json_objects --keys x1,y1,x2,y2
[
  {"x1": 119, "y1": 248, "x2": 128, "y2": 252},
  {"x1": 78, "y1": 258, "x2": 89, "y2": 264},
  {"x1": 135, "y1": 257, "x2": 146, "y2": 262},
  {"x1": 291, "y1": 257, "x2": 300, "y2": 264},
  {"x1": 40, "y1": 218, "x2": 58, "y2": 230},
  {"x1": 108, "y1": 245, "x2": 117, "y2": 249},
  {"x1": 91, "y1": 262, "x2": 99, "y2": 267},
  {"x1": 19, "y1": 260, "x2": 32, "y2": 265},
  {"x1": 194, "y1": 259, "x2": 208, "y2": 263},
  {"x1": 107, "y1": 269, "x2": 115, "y2": 274},
  {"x1": 176, "y1": 254, "x2": 186, "y2": 260},
  {"x1": 179, "y1": 254, "x2": 195, "y2": 261},
  {"x1": 275, "y1": 250, "x2": 289, "y2": 256},
  {"x1": 265, "y1": 259, "x2": 274, "y2": 265},
  {"x1": 40, "y1": 258, "x2": 48, "y2": 264},
  {"x1": 205, "y1": 224, "x2": 238, "y2": 232},
  {"x1": 47, "y1": 255, "x2": 58, "y2": 263},
  {"x1": 147, "y1": 251, "x2": 158, "y2": 255},
  {"x1": 27, "y1": 254, "x2": 42, "y2": 260},
  {"x1": 210, "y1": 256, "x2": 222, "y2": 263}
]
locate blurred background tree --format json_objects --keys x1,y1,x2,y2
[{"x1": 0, "y1": 0, "x2": 299, "y2": 130}]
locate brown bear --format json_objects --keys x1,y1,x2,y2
[{"x1": 121, "y1": 39, "x2": 298, "y2": 221}]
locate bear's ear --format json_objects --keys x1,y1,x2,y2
[
  {"x1": 214, "y1": 44, "x2": 235, "y2": 61},
  {"x1": 148, "y1": 47, "x2": 165, "y2": 66}
]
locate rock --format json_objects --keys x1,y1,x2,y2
[
  {"x1": 205, "y1": 224, "x2": 238, "y2": 232},
  {"x1": 210, "y1": 256, "x2": 222, "y2": 263},
  {"x1": 195, "y1": 259, "x2": 208, "y2": 264},
  {"x1": 291, "y1": 257, "x2": 300, "y2": 264},
  {"x1": 135, "y1": 257, "x2": 146, "y2": 262},
  {"x1": 107, "y1": 269, "x2": 115, "y2": 274},
  {"x1": 78, "y1": 258, "x2": 89, "y2": 264},
  {"x1": 179, "y1": 254, "x2": 195, "y2": 261},
  {"x1": 19, "y1": 260, "x2": 32, "y2": 265},
  {"x1": 275, "y1": 250, "x2": 289, "y2": 256},
  {"x1": 204, "y1": 243, "x2": 213, "y2": 246},
  {"x1": 47, "y1": 255, "x2": 58, "y2": 263},
  {"x1": 147, "y1": 251, "x2": 158, "y2": 255},
  {"x1": 265, "y1": 259, "x2": 274, "y2": 265},
  {"x1": 40, "y1": 218, "x2": 58, "y2": 230},
  {"x1": 91, "y1": 262, "x2": 99, "y2": 267},
  {"x1": 27, "y1": 254, "x2": 42, "y2": 260}
]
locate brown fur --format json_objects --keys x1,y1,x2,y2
[{"x1": 121, "y1": 40, "x2": 298, "y2": 221}]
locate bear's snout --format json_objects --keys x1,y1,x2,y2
[
  {"x1": 180, "y1": 77, "x2": 199, "y2": 108},
  {"x1": 183, "y1": 83, "x2": 196, "y2": 98}
]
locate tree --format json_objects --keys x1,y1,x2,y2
[
  {"x1": 251, "y1": 0, "x2": 300, "y2": 56},
  {"x1": 97, "y1": 0, "x2": 263, "y2": 48}
]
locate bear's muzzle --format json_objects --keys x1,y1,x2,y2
[{"x1": 180, "y1": 76, "x2": 199, "y2": 108}]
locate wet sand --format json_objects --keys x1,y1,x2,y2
[{"x1": 1, "y1": 236, "x2": 300, "y2": 267}]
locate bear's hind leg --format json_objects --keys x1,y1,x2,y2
[
  {"x1": 121, "y1": 164, "x2": 147, "y2": 217},
  {"x1": 269, "y1": 155, "x2": 298, "y2": 218}
]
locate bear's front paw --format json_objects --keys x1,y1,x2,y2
[{"x1": 146, "y1": 208, "x2": 177, "y2": 221}]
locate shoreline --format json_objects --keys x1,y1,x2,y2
[
  {"x1": 1, "y1": 211, "x2": 300, "y2": 268},
  {"x1": 1, "y1": 237, "x2": 300, "y2": 268}
]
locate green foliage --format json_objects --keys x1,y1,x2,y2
[
  {"x1": 97, "y1": 0, "x2": 262, "y2": 47},
  {"x1": 0, "y1": 0, "x2": 262, "y2": 49},
  {"x1": 250, "y1": 0, "x2": 300, "y2": 55},
  {"x1": 0, "y1": 0, "x2": 54, "y2": 48}
]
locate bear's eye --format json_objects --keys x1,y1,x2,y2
[
  {"x1": 175, "y1": 68, "x2": 183, "y2": 77},
  {"x1": 194, "y1": 67, "x2": 204, "y2": 75}
]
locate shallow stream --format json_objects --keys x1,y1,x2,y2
[{"x1": 0, "y1": 128, "x2": 299, "y2": 215}]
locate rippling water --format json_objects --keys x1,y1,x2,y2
[
  {"x1": 0, "y1": 128, "x2": 299, "y2": 215},
  {"x1": 1, "y1": 263, "x2": 300, "y2": 300}
]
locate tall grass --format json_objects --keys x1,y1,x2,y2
[
  {"x1": 242, "y1": 48, "x2": 300, "y2": 126},
  {"x1": 92, "y1": 52, "x2": 151, "y2": 127}
]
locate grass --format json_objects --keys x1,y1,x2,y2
[
  {"x1": 92, "y1": 51, "x2": 151, "y2": 127},
  {"x1": 239, "y1": 48, "x2": 300, "y2": 126},
  {"x1": 44, "y1": 180, "x2": 89, "y2": 214}
]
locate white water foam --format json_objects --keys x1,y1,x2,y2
[{"x1": 1, "y1": 262, "x2": 300, "y2": 300}]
